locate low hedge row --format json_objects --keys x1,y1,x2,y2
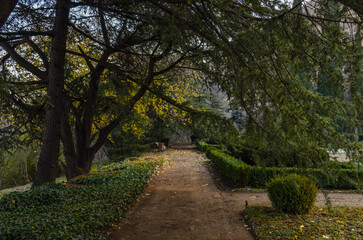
[
  {"x1": 198, "y1": 141, "x2": 363, "y2": 189},
  {"x1": 197, "y1": 141, "x2": 223, "y2": 153},
  {"x1": 0, "y1": 161, "x2": 157, "y2": 239},
  {"x1": 246, "y1": 166, "x2": 363, "y2": 189},
  {"x1": 344, "y1": 133, "x2": 363, "y2": 142},
  {"x1": 206, "y1": 149, "x2": 248, "y2": 183}
]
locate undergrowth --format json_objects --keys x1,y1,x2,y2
[{"x1": 0, "y1": 157, "x2": 162, "y2": 239}]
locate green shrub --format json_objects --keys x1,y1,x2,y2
[
  {"x1": 200, "y1": 142, "x2": 363, "y2": 189},
  {"x1": 197, "y1": 141, "x2": 222, "y2": 153},
  {"x1": 344, "y1": 133, "x2": 363, "y2": 142},
  {"x1": 266, "y1": 174, "x2": 318, "y2": 214},
  {"x1": 226, "y1": 142, "x2": 256, "y2": 165},
  {"x1": 247, "y1": 167, "x2": 363, "y2": 189},
  {"x1": 327, "y1": 161, "x2": 362, "y2": 169},
  {"x1": 201, "y1": 140, "x2": 329, "y2": 168},
  {"x1": 206, "y1": 149, "x2": 248, "y2": 184},
  {"x1": 0, "y1": 162, "x2": 155, "y2": 239}
]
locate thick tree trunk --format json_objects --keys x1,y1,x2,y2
[
  {"x1": 32, "y1": 0, "x2": 69, "y2": 187},
  {"x1": 77, "y1": 146, "x2": 94, "y2": 174},
  {"x1": 0, "y1": 0, "x2": 17, "y2": 29}
]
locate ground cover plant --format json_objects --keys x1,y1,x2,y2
[
  {"x1": 0, "y1": 157, "x2": 162, "y2": 239},
  {"x1": 244, "y1": 206, "x2": 363, "y2": 240}
]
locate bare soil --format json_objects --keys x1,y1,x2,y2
[{"x1": 108, "y1": 149, "x2": 362, "y2": 240}]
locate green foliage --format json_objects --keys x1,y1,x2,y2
[
  {"x1": 0, "y1": 147, "x2": 38, "y2": 190},
  {"x1": 327, "y1": 161, "x2": 362, "y2": 169},
  {"x1": 0, "y1": 161, "x2": 156, "y2": 239},
  {"x1": 106, "y1": 125, "x2": 153, "y2": 161},
  {"x1": 266, "y1": 174, "x2": 318, "y2": 214},
  {"x1": 345, "y1": 133, "x2": 363, "y2": 142},
  {"x1": 246, "y1": 166, "x2": 363, "y2": 189},
  {"x1": 244, "y1": 206, "x2": 363, "y2": 239},
  {"x1": 198, "y1": 141, "x2": 247, "y2": 183},
  {"x1": 196, "y1": 141, "x2": 222, "y2": 153},
  {"x1": 211, "y1": 137, "x2": 330, "y2": 168},
  {"x1": 206, "y1": 148, "x2": 247, "y2": 184},
  {"x1": 99, "y1": 161, "x2": 127, "y2": 172},
  {"x1": 199, "y1": 142, "x2": 363, "y2": 189},
  {"x1": 0, "y1": 183, "x2": 67, "y2": 211}
]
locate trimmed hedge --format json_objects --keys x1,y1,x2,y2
[
  {"x1": 246, "y1": 166, "x2": 363, "y2": 189},
  {"x1": 198, "y1": 141, "x2": 363, "y2": 189},
  {"x1": 196, "y1": 141, "x2": 223, "y2": 153},
  {"x1": 344, "y1": 133, "x2": 363, "y2": 142},
  {"x1": 267, "y1": 174, "x2": 318, "y2": 214},
  {"x1": 206, "y1": 149, "x2": 248, "y2": 184}
]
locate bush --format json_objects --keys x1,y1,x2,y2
[
  {"x1": 0, "y1": 161, "x2": 156, "y2": 239},
  {"x1": 266, "y1": 174, "x2": 318, "y2": 214}
]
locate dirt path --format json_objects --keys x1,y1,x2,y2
[
  {"x1": 108, "y1": 149, "x2": 255, "y2": 240},
  {"x1": 108, "y1": 149, "x2": 363, "y2": 240}
]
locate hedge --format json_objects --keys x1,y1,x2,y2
[
  {"x1": 206, "y1": 149, "x2": 248, "y2": 184},
  {"x1": 196, "y1": 141, "x2": 223, "y2": 153},
  {"x1": 198, "y1": 141, "x2": 363, "y2": 189},
  {"x1": 344, "y1": 133, "x2": 363, "y2": 142}
]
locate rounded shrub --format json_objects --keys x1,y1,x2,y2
[{"x1": 266, "y1": 174, "x2": 318, "y2": 214}]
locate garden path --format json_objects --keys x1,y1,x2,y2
[{"x1": 108, "y1": 148, "x2": 363, "y2": 240}]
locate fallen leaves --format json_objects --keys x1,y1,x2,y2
[{"x1": 244, "y1": 206, "x2": 363, "y2": 240}]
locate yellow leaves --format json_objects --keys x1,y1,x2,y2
[{"x1": 121, "y1": 120, "x2": 151, "y2": 138}]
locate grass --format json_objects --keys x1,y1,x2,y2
[
  {"x1": 244, "y1": 206, "x2": 363, "y2": 240},
  {"x1": 0, "y1": 156, "x2": 163, "y2": 239}
]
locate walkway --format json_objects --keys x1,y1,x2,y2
[{"x1": 108, "y1": 149, "x2": 363, "y2": 240}]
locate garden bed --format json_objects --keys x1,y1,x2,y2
[
  {"x1": 244, "y1": 205, "x2": 363, "y2": 239},
  {"x1": 0, "y1": 157, "x2": 162, "y2": 239}
]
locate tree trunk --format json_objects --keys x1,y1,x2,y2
[
  {"x1": 61, "y1": 99, "x2": 81, "y2": 180},
  {"x1": 0, "y1": 0, "x2": 17, "y2": 29},
  {"x1": 32, "y1": 0, "x2": 69, "y2": 187}
]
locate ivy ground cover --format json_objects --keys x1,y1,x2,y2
[
  {"x1": 0, "y1": 158, "x2": 162, "y2": 239},
  {"x1": 244, "y1": 206, "x2": 363, "y2": 240}
]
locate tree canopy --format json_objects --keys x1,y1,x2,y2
[{"x1": 0, "y1": 0, "x2": 362, "y2": 186}]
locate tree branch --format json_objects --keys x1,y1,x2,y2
[
  {"x1": 0, "y1": 0, "x2": 18, "y2": 29},
  {"x1": 0, "y1": 41, "x2": 47, "y2": 80},
  {"x1": 98, "y1": 1, "x2": 110, "y2": 46},
  {"x1": 77, "y1": 45, "x2": 95, "y2": 72},
  {"x1": 25, "y1": 37, "x2": 49, "y2": 69}
]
